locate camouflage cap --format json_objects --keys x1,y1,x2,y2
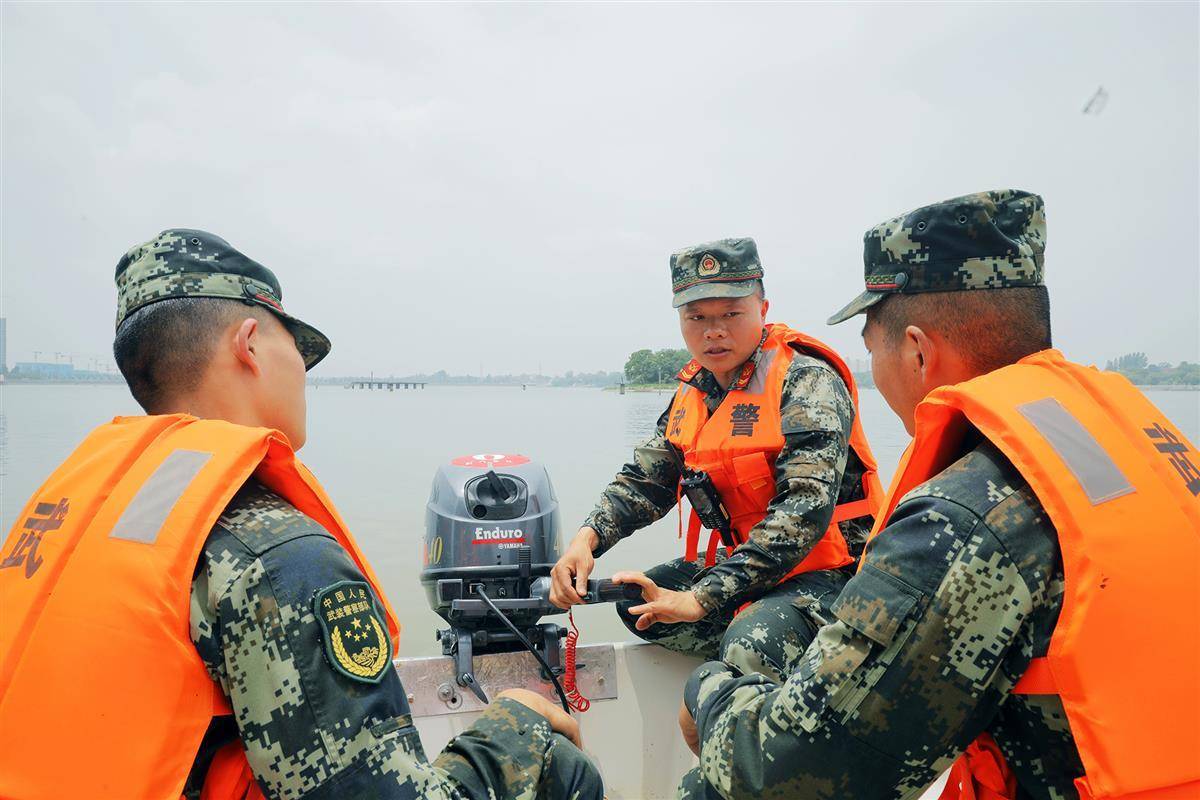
[
  {"x1": 670, "y1": 237, "x2": 764, "y2": 308},
  {"x1": 827, "y1": 189, "x2": 1046, "y2": 325},
  {"x1": 114, "y1": 229, "x2": 331, "y2": 369}
]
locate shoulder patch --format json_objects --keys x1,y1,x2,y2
[
  {"x1": 313, "y1": 580, "x2": 392, "y2": 684},
  {"x1": 678, "y1": 359, "x2": 703, "y2": 382}
]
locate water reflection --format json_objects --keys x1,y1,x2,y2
[
  {"x1": 624, "y1": 390, "x2": 670, "y2": 448},
  {"x1": 2, "y1": 383, "x2": 1197, "y2": 655}
]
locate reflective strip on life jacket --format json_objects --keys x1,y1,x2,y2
[
  {"x1": 668, "y1": 323, "x2": 884, "y2": 579},
  {"x1": 866, "y1": 350, "x2": 1200, "y2": 800},
  {"x1": 0, "y1": 415, "x2": 398, "y2": 800}
]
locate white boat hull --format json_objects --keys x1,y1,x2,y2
[{"x1": 402, "y1": 641, "x2": 948, "y2": 799}]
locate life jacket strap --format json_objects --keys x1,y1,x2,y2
[
  {"x1": 676, "y1": 482, "x2": 685, "y2": 542},
  {"x1": 704, "y1": 527, "x2": 722, "y2": 568},
  {"x1": 200, "y1": 740, "x2": 265, "y2": 800},
  {"x1": 829, "y1": 497, "x2": 875, "y2": 525},
  {"x1": 683, "y1": 504, "x2": 734, "y2": 569},
  {"x1": 684, "y1": 508, "x2": 703, "y2": 563},
  {"x1": 1011, "y1": 657, "x2": 1057, "y2": 695},
  {"x1": 940, "y1": 734, "x2": 1018, "y2": 800}
]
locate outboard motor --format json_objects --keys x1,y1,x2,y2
[{"x1": 421, "y1": 453, "x2": 638, "y2": 708}]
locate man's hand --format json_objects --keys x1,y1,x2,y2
[
  {"x1": 549, "y1": 527, "x2": 599, "y2": 608},
  {"x1": 679, "y1": 699, "x2": 700, "y2": 757},
  {"x1": 612, "y1": 571, "x2": 707, "y2": 631},
  {"x1": 495, "y1": 688, "x2": 582, "y2": 748}
]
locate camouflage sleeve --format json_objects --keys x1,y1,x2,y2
[
  {"x1": 691, "y1": 357, "x2": 853, "y2": 613},
  {"x1": 433, "y1": 699, "x2": 576, "y2": 797},
  {"x1": 682, "y1": 444, "x2": 1063, "y2": 798},
  {"x1": 190, "y1": 483, "x2": 572, "y2": 800},
  {"x1": 583, "y1": 400, "x2": 682, "y2": 556}
]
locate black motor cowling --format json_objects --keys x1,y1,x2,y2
[
  {"x1": 420, "y1": 453, "x2": 640, "y2": 706},
  {"x1": 421, "y1": 454, "x2": 562, "y2": 632}
]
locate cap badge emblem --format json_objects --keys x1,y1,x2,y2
[{"x1": 698, "y1": 254, "x2": 721, "y2": 277}]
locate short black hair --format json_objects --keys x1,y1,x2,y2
[
  {"x1": 752, "y1": 279, "x2": 766, "y2": 300},
  {"x1": 113, "y1": 298, "x2": 268, "y2": 412},
  {"x1": 867, "y1": 286, "x2": 1052, "y2": 374}
]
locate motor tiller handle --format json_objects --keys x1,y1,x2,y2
[{"x1": 582, "y1": 578, "x2": 644, "y2": 604}]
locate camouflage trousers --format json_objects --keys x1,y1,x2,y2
[
  {"x1": 614, "y1": 555, "x2": 850, "y2": 684},
  {"x1": 618, "y1": 559, "x2": 850, "y2": 800},
  {"x1": 438, "y1": 729, "x2": 604, "y2": 800}
]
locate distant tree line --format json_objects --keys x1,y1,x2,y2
[
  {"x1": 623, "y1": 348, "x2": 691, "y2": 385},
  {"x1": 548, "y1": 370, "x2": 625, "y2": 387},
  {"x1": 1104, "y1": 353, "x2": 1198, "y2": 386},
  {"x1": 309, "y1": 369, "x2": 623, "y2": 388}
]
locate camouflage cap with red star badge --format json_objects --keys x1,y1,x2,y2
[
  {"x1": 114, "y1": 228, "x2": 331, "y2": 369},
  {"x1": 827, "y1": 189, "x2": 1046, "y2": 325},
  {"x1": 670, "y1": 237, "x2": 764, "y2": 308}
]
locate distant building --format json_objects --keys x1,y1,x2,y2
[
  {"x1": 12, "y1": 362, "x2": 75, "y2": 378},
  {"x1": 7, "y1": 361, "x2": 120, "y2": 382}
]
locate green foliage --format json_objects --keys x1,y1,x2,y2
[
  {"x1": 548, "y1": 370, "x2": 625, "y2": 387},
  {"x1": 1104, "y1": 353, "x2": 1199, "y2": 386},
  {"x1": 1104, "y1": 352, "x2": 1149, "y2": 372},
  {"x1": 623, "y1": 348, "x2": 691, "y2": 385}
]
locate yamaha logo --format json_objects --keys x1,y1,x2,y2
[{"x1": 472, "y1": 527, "x2": 527, "y2": 548}]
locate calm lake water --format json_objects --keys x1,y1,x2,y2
[{"x1": 2, "y1": 382, "x2": 1196, "y2": 656}]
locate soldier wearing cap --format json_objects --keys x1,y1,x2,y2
[
  {"x1": 676, "y1": 191, "x2": 1199, "y2": 799},
  {"x1": 0, "y1": 230, "x2": 604, "y2": 800},
  {"x1": 550, "y1": 238, "x2": 885, "y2": 694}
]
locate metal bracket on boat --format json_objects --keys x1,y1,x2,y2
[
  {"x1": 395, "y1": 643, "x2": 619, "y2": 718},
  {"x1": 451, "y1": 629, "x2": 489, "y2": 704}
]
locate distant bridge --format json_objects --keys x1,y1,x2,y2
[{"x1": 345, "y1": 380, "x2": 426, "y2": 390}]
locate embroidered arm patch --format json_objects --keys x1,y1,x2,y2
[{"x1": 313, "y1": 580, "x2": 392, "y2": 684}]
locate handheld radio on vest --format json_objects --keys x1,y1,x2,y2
[{"x1": 667, "y1": 444, "x2": 736, "y2": 548}]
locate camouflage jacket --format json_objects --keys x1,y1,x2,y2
[
  {"x1": 682, "y1": 434, "x2": 1085, "y2": 799},
  {"x1": 187, "y1": 480, "x2": 565, "y2": 800},
  {"x1": 584, "y1": 337, "x2": 871, "y2": 613}
]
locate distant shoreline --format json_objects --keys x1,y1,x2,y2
[
  {"x1": 4, "y1": 380, "x2": 1196, "y2": 392},
  {"x1": 603, "y1": 383, "x2": 675, "y2": 393},
  {"x1": 1133, "y1": 384, "x2": 1199, "y2": 391},
  {"x1": 604, "y1": 382, "x2": 1199, "y2": 393}
]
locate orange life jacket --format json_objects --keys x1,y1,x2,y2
[
  {"x1": 0, "y1": 414, "x2": 400, "y2": 800},
  {"x1": 666, "y1": 323, "x2": 884, "y2": 578},
  {"x1": 863, "y1": 350, "x2": 1200, "y2": 800}
]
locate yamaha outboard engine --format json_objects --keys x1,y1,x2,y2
[{"x1": 421, "y1": 453, "x2": 638, "y2": 707}]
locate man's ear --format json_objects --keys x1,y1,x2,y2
[
  {"x1": 232, "y1": 317, "x2": 262, "y2": 377},
  {"x1": 905, "y1": 324, "x2": 938, "y2": 388},
  {"x1": 760, "y1": 298, "x2": 770, "y2": 319}
]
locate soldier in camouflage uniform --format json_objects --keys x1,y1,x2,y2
[
  {"x1": 111, "y1": 230, "x2": 604, "y2": 800},
  {"x1": 677, "y1": 191, "x2": 1092, "y2": 798},
  {"x1": 550, "y1": 238, "x2": 877, "y2": 685}
]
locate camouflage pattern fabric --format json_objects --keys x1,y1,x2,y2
[
  {"x1": 677, "y1": 435, "x2": 1084, "y2": 799},
  {"x1": 614, "y1": 554, "x2": 850, "y2": 683},
  {"x1": 584, "y1": 338, "x2": 872, "y2": 615},
  {"x1": 827, "y1": 190, "x2": 1046, "y2": 325},
  {"x1": 670, "y1": 237, "x2": 765, "y2": 308},
  {"x1": 115, "y1": 229, "x2": 331, "y2": 368},
  {"x1": 189, "y1": 480, "x2": 603, "y2": 800}
]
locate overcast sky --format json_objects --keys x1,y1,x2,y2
[{"x1": 3, "y1": 2, "x2": 1197, "y2": 377}]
